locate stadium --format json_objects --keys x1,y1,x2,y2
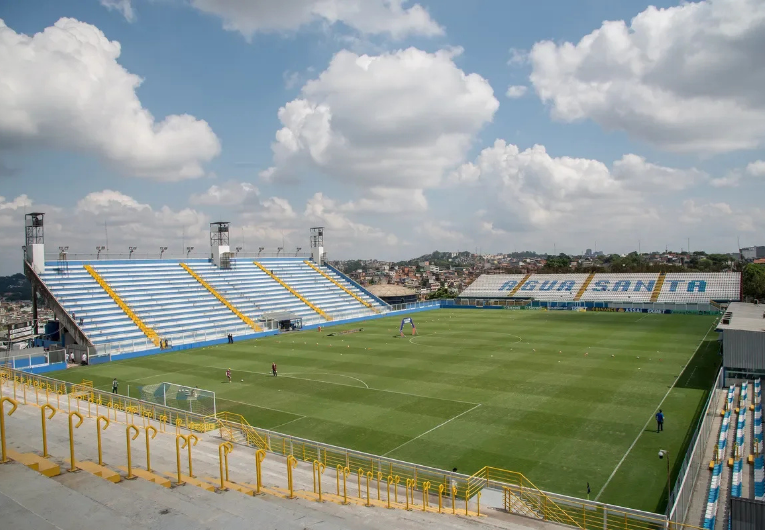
[{"x1": 2, "y1": 210, "x2": 760, "y2": 530}]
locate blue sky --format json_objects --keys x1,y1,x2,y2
[{"x1": 1, "y1": 0, "x2": 763, "y2": 274}]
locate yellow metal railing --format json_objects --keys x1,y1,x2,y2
[
  {"x1": 211, "y1": 411, "x2": 269, "y2": 450},
  {"x1": 574, "y1": 272, "x2": 596, "y2": 301},
  {"x1": 506, "y1": 273, "x2": 531, "y2": 297},
  {"x1": 650, "y1": 272, "x2": 666, "y2": 302},
  {"x1": 253, "y1": 261, "x2": 332, "y2": 321},
  {"x1": 304, "y1": 260, "x2": 378, "y2": 313},
  {"x1": 84, "y1": 265, "x2": 161, "y2": 347},
  {"x1": 180, "y1": 263, "x2": 262, "y2": 331}
]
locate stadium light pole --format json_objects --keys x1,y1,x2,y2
[
  {"x1": 658, "y1": 450, "x2": 671, "y2": 508},
  {"x1": 159, "y1": 246, "x2": 168, "y2": 259},
  {"x1": 96, "y1": 246, "x2": 105, "y2": 259},
  {"x1": 258, "y1": 247, "x2": 264, "y2": 256},
  {"x1": 186, "y1": 246, "x2": 194, "y2": 258},
  {"x1": 295, "y1": 247, "x2": 301, "y2": 256},
  {"x1": 277, "y1": 247, "x2": 283, "y2": 256},
  {"x1": 236, "y1": 246, "x2": 243, "y2": 256},
  {"x1": 129, "y1": 246, "x2": 137, "y2": 259}
]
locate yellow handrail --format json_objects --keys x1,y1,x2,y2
[
  {"x1": 506, "y1": 273, "x2": 532, "y2": 297},
  {"x1": 84, "y1": 265, "x2": 161, "y2": 347},
  {"x1": 574, "y1": 272, "x2": 596, "y2": 301},
  {"x1": 303, "y1": 260, "x2": 378, "y2": 313},
  {"x1": 208, "y1": 411, "x2": 269, "y2": 450},
  {"x1": 650, "y1": 272, "x2": 666, "y2": 302},
  {"x1": 180, "y1": 263, "x2": 262, "y2": 331},
  {"x1": 253, "y1": 262, "x2": 332, "y2": 321}
]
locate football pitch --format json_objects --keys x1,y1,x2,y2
[{"x1": 58, "y1": 309, "x2": 720, "y2": 512}]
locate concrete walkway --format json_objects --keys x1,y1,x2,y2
[{"x1": 0, "y1": 381, "x2": 558, "y2": 530}]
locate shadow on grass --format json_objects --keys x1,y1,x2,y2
[{"x1": 655, "y1": 336, "x2": 721, "y2": 513}]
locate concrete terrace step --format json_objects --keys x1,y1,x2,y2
[{"x1": 0, "y1": 462, "x2": 156, "y2": 530}]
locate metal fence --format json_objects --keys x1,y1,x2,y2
[{"x1": 667, "y1": 367, "x2": 724, "y2": 527}]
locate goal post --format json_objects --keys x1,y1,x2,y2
[{"x1": 137, "y1": 382, "x2": 216, "y2": 417}]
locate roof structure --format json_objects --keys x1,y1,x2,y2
[
  {"x1": 261, "y1": 311, "x2": 301, "y2": 321},
  {"x1": 716, "y1": 302, "x2": 765, "y2": 333},
  {"x1": 366, "y1": 284, "x2": 417, "y2": 297}
]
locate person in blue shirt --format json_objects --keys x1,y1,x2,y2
[{"x1": 656, "y1": 410, "x2": 664, "y2": 433}]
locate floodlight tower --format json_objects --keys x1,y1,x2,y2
[
  {"x1": 310, "y1": 227, "x2": 325, "y2": 265},
  {"x1": 210, "y1": 221, "x2": 230, "y2": 267},
  {"x1": 24, "y1": 213, "x2": 46, "y2": 274}
]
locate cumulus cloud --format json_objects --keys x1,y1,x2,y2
[
  {"x1": 339, "y1": 187, "x2": 428, "y2": 213},
  {"x1": 505, "y1": 85, "x2": 528, "y2": 98},
  {"x1": 190, "y1": 182, "x2": 259, "y2": 206},
  {"x1": 747, "y1": 160, "x2": 765, "y2": 176},
  {"x1": 449, "y1": 140, "x2": 706, "y2": 231},
  {"x1": 304, "y1": 192, "x2": 398, "y2": 246},
  {"x1": 0, "y1": 18, "x2": 221, "y2": 181},
  {"x1": 190, "y1": 0, "x2": 443, "y2": 40},
  {"x1": 529, "y1": 0, "x2": 765, "y2": 153},
  {"x1": 263, "y1": 47, "x2": 499, "y2": 189},
  {"x1": 99, "y1": 0, "x2": 135, "y2": 21}
]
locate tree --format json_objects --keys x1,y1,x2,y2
[{"x1": 742, "y1": 263, "x2": 765, "y2": 300}]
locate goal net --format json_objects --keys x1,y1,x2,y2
[{"x1": 137, "y1": 382, "x2": 216, "y2": 416}]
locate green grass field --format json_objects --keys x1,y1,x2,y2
[{"x1": 57, "y1": 309, "x2": 720, "y2": 512}]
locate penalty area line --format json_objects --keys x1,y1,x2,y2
[
  {"x1": 594, "y1": 319, "x2": 719, "y2": 501},
  {"x1": 199, "y1": 364, "x2": 480, "y2": 406},
  {"x1": 382, "y1": 404, "x2": 482, "y2": 457}
]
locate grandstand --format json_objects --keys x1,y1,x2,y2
[
  {"x1": 22, "y1": 215, "x2": 389, "y2": 357},
  {"x1": 460, "y1": 272, "x2": 741, "y2": 304}
]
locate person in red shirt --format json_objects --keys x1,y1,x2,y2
[
  {"x1": 271, "y1": 362, "x2": 277, "y2": 377},
  {"x1": 226, "y1": 368, "x2": 231, "y2": 383}
]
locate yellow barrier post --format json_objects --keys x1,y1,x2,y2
[
  {"x1": 356, "y1": 467, "x2": 364, "y2": 499},
  {"x1": 386, "y1": 475, "x2": 393, "y2": 509},
  {"x1": 313, "y1": 460, "x2": 325, "y2": 502},
  {"x1": 0, "y1": 397, "x2": 18, "y2": 463},
  {"x1": 465, "y1": 490, "x2": 469, "y2": 516},
  {"x1": 394, "y1": 475, "x2": 401, "y2": 503},
  {"x1": 405, "y1": 479, "x2": 412, "y2": 510},
  {"x1": 438, "y1": 484, "x2": 444, "y2": 513},
  {"x1": 341, "y1": 466, "x2": 350, "y2": 505},
  {"x1": 96, "y1": 415, "x2": 110, "y2": 466},
  {"x1": 377, "y1": 471, "x2": 383, "y2": 500},
  {"x1": 218, "y1": 442, "x2": 233, "y2": 490},
  {"x1": 286, "y1": 455, "x2": 297, "y2": 499},
  {"x1": 422, "y1": 481, "x2": 431, "y2": 511},
  {"x1": 67, "y1": 411, "x2": 84, "y2": 472},
  {"x1": 125, "y1": 424, "x2": 139, "y2": 479},
  {"x1": 187, "y1": 434, "x2": 198, "y2": 477},
  {"x1": 175, "y1": 434, "x2": 188, "y2": 485},
  {"x1": 451, "y1": 485, "x2": 457, "y2": 514},
  {"x1": 40, "y1": 404, "x2": 56, "y2": 457},
  {"x1": 255, "y1": 449, "x2": 266, "y2": 494},
  {"x1": 366, "y1": 471, "x2": 372, "y2": 507},
  {"x1": 336, "y1": 464, "x2": 343, "y2": 495},
  {"x1": 476, "y1": 491, "x2": 481, "y2": 516},
  {"x1": 144, "y1": 425, "x2": 157, "y2": 472}
]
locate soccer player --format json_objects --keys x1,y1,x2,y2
[
  {"x1": 112, "y1": 378, "x2": 118, "y2": 394},
  {"x1": 226, "y1": 368, "x2": 231, "y2": 383},
  {"x1": 656, "y1": 409, "x2": 664, "y2": 433},
  {"x1": 271, "y1": 362, "x2": 277, "y2": 377}
]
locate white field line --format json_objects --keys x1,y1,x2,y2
[
  {"x1": 270, "y1": 416, "x2": 308, "y2": 430},
  {"x1": 198, "y1": 364, "x2": 481, "y2": 406},
  {"x1": 214, "y1": 396, "x2": 307, "y2": 419},
  {"x1": 286, "y1": 371, "x2": 369, "y2": 388},
  {"x1": 594, "y1": 319, "x2": 719, "y2": 501},
  {"x1": 382, "y1": 404, "x2": 482, "y2": 457}
]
